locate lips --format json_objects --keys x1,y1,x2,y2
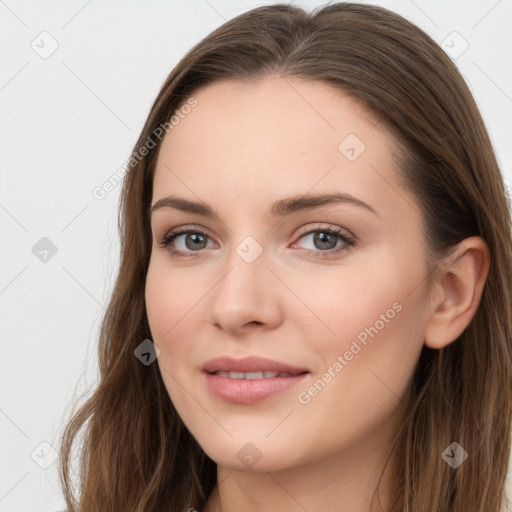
[
  {"x1": 202, "y1": 355, "x2": 310, "y2": 404},
  {"x1": 202, "y1": 355, "x2": 309, "y2": 375}
]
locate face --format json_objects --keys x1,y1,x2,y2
[{"x1": 145, "y1": 75, "x2": 432, "y2": 472}]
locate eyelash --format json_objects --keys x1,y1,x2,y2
[{"x1": 159, "y1": 225, "x2": 355, "y2": 260}]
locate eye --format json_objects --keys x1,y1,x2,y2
[
  {"x1": 291, "y1": 225, "x2": 355, "y2": 257},
  {"x1": 159, "y1": 227, "x2": 216, "y2": 258}
]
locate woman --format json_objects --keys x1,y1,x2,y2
[{"x1": 58, "y1": 3, "x2": 512, "y2": 511}]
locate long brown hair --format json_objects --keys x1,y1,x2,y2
[{"x1": 58, "y1": 3, "x2": 512, "y2": 511}]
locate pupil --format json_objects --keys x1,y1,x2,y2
[
  {"x1": 314, "y1": 232, "x2": 337, "y2": 250},
  {"x1": 186, "y1": 233, "x2": 207, "y2": 250}
]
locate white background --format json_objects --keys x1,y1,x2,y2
[{"x1": 1, "y1": 1, "x2": 511, "y2": 510}]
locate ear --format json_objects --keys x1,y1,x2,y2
[{"x1": 424, "y1": 236, "x2": 490, "y2": 350}]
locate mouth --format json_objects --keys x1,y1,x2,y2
[
  {"x1": 204, "y1": 371, "x2": 309, "y2": 404},
  {"x1": 202, "y1": 356, "x2": 310, "y2": 404}
]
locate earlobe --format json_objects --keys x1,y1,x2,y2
[{"x1": 424, "y1": 236, "x2": 490, "y2": 350}]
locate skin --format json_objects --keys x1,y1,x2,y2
[{"x1": 145, "y1": 75, "x2": 490, "y2": 512}]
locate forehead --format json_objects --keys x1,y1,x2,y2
[{"x1": 153, "y1": 76, "x2": 402, "y2": 217}]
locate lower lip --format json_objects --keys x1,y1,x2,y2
[{"x1": 204, "y1": 372, "x2": 309, "y2": 404}]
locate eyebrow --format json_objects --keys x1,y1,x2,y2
[{"x1": 149, "y1": 192, "x2": 378, "y2": 219}]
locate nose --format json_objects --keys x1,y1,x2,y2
[{"x1": 208, "y1": 241, "x2": 284, "y2": 336}]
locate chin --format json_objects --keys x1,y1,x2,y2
[{"x1": 194, "y1": 434, "x2": 303, "y2": 473}]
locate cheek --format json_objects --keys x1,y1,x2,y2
[
  {"x1": 284, "y1": 260, "x2": 403, "y2": 348},
  {"x1": 145, "y1": 260, "x2": 205, "y2": 340},
  {"x1": 145, "y1": 259, "x2": 215, "y2": 390},
  {"x1": 287, "y1": 250, "x2": 427, "y2": 399},
  {"x1": 278, "y1": 263, "x2": 425, "y2": 458},
  {"x1": 145, "y1": 263, "x2": 195, "y2": 414},
  {"x1": 145, "y1": 263, "x2": 193, "y2": 375}
]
